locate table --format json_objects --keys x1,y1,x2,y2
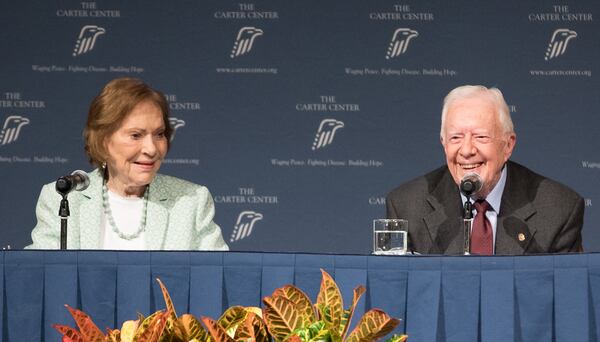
[{"x1": 2, "y1": 251, "x2": 599, "y2": 341}]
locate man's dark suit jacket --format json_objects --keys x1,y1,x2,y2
[{"x1": 386, "y1": 161, "x2": 584, "y2": 255}]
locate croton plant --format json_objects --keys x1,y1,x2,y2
[{"x1": 54, "y1": 269, "x2": 407, "y2": 342}]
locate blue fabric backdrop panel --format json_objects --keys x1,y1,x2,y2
[{"x1": 0, "y1": 0, "x2": 598, "y2": 255}]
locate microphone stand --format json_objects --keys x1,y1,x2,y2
[
  {"x1": 55, "y1": 177, "x2": 73, "y2": 250},
  {"x1": 462, "y1": 194, "x2": 474, "y2": 255},
  {"x1": 58, "y1": 195, "x2": 70, "y2": 250},
  {"x1": 460, "y1": 173, "x2": 482, "y2": 255},
  {"x1": 53, "y1": 170, "x2": 90, "y2": 250}
]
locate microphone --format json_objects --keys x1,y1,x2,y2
[
  {"x1": 55, "y1": 170, "x2": 90, "y2": 196},
  {"x1": 460, "y1": 173, "x2": 482, "y2": 197}
]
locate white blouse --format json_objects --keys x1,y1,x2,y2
[{"x1": 100, "y1": 190, "x2": 147, "y2": 250}]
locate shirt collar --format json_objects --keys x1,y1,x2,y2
[{"x1": 460, "y1": 164, "x2": 507, "y2": 213}]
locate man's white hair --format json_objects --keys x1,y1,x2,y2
[{"x1": 440, "y1": 85, "x2": 514, "y2": 140}]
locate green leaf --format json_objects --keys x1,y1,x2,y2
[
  {"x1": 308, "y1": 321, "x2": 325, "y2": 337},
  {"x1": 385, "y1": 334, "x2": 408, "y2": 342},
  {"x1": 316, "y1": 304, "x2": 331, "y2": 327},
  {"x1": 289, "y1": 320, "x2": 337, "y2": 342},
  {"x1": 308, "y1": 321, "x2": 334, "y2": 342}
]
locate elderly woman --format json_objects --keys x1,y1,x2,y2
[{"x1": 27, "y1": 78, "x2": 228, "y2": 250}]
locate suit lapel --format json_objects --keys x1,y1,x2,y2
[
  {"x1": 424, "y1": 170, "x2": 463, "y2": 254},
  {"x1": 79, "y1": 170, "x2": 103, "y2": 249},
  {"x1": 496, "y1": 162, "x2": 538, "y2": 255},
  {"x1": 145, "y1": 175, "x2": 169, "y2": 250}
]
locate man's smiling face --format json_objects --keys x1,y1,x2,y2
[{"x1": 441, "y1": 94, "x2": 516, "y2": 198}]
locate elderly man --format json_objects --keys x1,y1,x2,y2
[{"x1": 386, "y1": 85, "x2": 584, "y2": 255}]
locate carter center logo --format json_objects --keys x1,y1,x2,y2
[
  {"x1": 230, "y1": 27, "x2": 263, "y2": 58},
  {"x1": 312, "y1": 119, "x2": 344, "y2": 150},
  {"x1": 386, "y1": 28, "x2": 418, "y2": 59},
  {"x1": 0, "y1": 115, "x2": 30, "y2": 146},
  {"x1": 72, "y1": 25, "x2": 106, "y2": 57},
  {"x1": 230, "y1": 211, "x2": 263, "y2": 243},
  {"x1": 544, "y1": 28, "x2": 577, "y2": 61},
  {"x1": 169, "y1": 117, "x2": 185, "y2": 141}
]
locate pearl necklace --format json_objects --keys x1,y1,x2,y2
[{"x1": 102, "y1": 182, "x2": 149, "y2": 240}]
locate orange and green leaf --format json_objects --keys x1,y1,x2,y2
[
  {"x1": 234, "y1": 311, "x2": 270, "y2": 342},
  {"x1": 386, "y1": 334, "x2": 408, "y2": 342},
  {"x1": 157, "y1": 278, "x2": 191, "y2": 341},
  {"x1": 316, "y1": 269, "x2": 343, "y2": 330},
  {"x1": 218, "y1": 306, "x2": 248, "y2": 337},
  {"x1": 52, "y1": 267, "x2": 404, "y2": 342},
  {"x1": 285, "y1": 335, "x2": 303, "y2": 342},
  {"x1": 178, "y1": 314, "x2": 207, "y2": 341},
  {"x1": 105, "y1": 328, "x2": 120, "y2": 342},
  {"x1": 201, "y1": 316, "x2": 234, "y2": 342},
  {"x1": 271, "y1": 285, "x2": 316, "y2": 324},
  {"x1": 156, "y1": 278, "x2": 178, "y2": 321},
  {"x1": 135, "y1": 310, "x2": 170, "y2": 342},
  {"x1": 245, "y1": 306, "x2": 264, "y2": 319},
  {"x1": 340, "y1": 285, "x2": 366, "y2": 338},
  {"x1": 164, "y1": 315, "x2": 187, "y2": 341},
  {"x1": 345, "y1": 309, "x2": 401, "y2": 342},
  {"x1": 134, "y1": 310, "x2": 161, "y2": 340},
  {"x1": 303, "y1": 320, "x2": 337, "y2": 342},
  {"x1": 262, "y1": 295, "x2": 305, "y2": 341},
  {"x1": 52, "y1": 324, "x2": 85, "y2": 342},
  {"x1": 64, "y1": 305, "x2": 106, "y2": 342}
]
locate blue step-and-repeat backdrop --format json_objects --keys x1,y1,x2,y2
[{"x1": 0, "y1": 1, "x2": 598, "y2": 253}]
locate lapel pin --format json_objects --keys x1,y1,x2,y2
[{"x1": 518, "y1": 233, "x2": 526, "y2": 242}]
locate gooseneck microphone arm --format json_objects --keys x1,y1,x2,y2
[{"x1": 55, "y1": 170, "x2": 90, "y2": 250}]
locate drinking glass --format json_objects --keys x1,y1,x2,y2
[{"x1": 372, "y1": 219, "x2": 408, "y2": 255}]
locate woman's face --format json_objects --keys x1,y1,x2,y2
[{"x1": 105, "y1": 100, "x2": 168, "y2": 196}]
